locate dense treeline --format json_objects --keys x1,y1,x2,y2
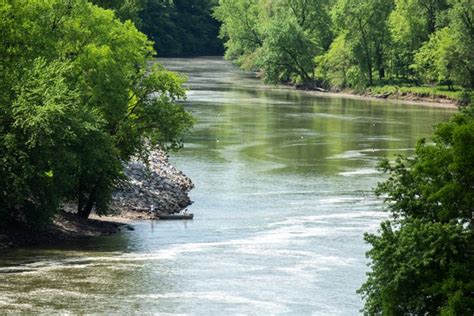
[
  {"x1": 0, "y1": 1, "x2": 193, "y2": 225},
  {"x1": 215, "y1": 0, "x2": 473, "y2": 92},
  {"x1": 92, "y1": 0, "x2": 224, "y2": 57}
]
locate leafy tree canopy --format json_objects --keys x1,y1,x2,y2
[
  {"x1": 359, "y1": 106, "x2": 474, "y2": 314},
  {"x1": 0, "y1": 0, "x2": 194, "y2": 224}
]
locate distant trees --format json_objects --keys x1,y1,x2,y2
[
  {"x1": 412, "y1": 0, "x2": 474, "y2": 88},
  {"x1": 92, "y1": 0, "x2": 224, "y2": 57},
  {"x1": 332, "y1": 0, "x2": 394, "y2": 86},
  {"x1": 358, "y1": 106, "x2": 474, "y2": 314},
  {"x1": 215, "y1": 0, "x2": 474, "y2": 90},
  {"x1": 0, "y1": 0, "x2": 193, "y2": 224},
  {"x1": 213, "y1": 0, "x2": 266, "y2": 69},
  {"x1": 215, "y1": 0, "x2": 332, "y2": 84}
]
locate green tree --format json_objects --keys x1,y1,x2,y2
[
  {"x1": 215, "y1": 0, "x2": 332, "y2": 84},
  {"x1": 315, "y1": 34, "x2": 355, "y2": 88},
  {"x1": 140, "y1": 0, "x2": 224, "y2": 57},
  {"x1": 445, "y1": 0, "x2": 474, "y2": 88},
  {"x1": 214, "y1": 0, "x2": 266, "y2": 69},
  {"x1": 0, "y1": 58, "x2": 111, "y2": 225},
  {"x1": 411, "y1": 0, "x2": 474, "y2": 89},
  {"x1": 411, "y1": 27, "x2": 456, "y2": 87},
  {"x1": 255, "y1": 0, "x2": 332, "y2": 84},
  {"x1": 91, "y1": 0, "x2": 224, "y2": 57},
  {"x1": 388, "y1": 0, "x2": 449, "y2": 79},
  {"x1": 332, "y1": 0, "x2": 394, "y2": 85},
  {"x1": 359, "y1": 106, "x2": 474, "y2": 314},
  {"x1": 0, "y1": 0, "x2": 194, "y2": 223},
  {"x1": 91, "y1": 0, "x2": 145, "y2": 25}
]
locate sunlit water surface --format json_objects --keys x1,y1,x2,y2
[{"x1": 0, "y1": 58, "x2": 454, "y2": 315}]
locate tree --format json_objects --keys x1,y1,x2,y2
[
  {"x1": 446, "y1": 0, "x2": 474, "y2": 88},
  {"x1": 0, "y1": 0, "x2": 194, "y2": 223},
  {"x1": 315, "y1": 34, "x2": 355, "y2": 88},
  {"x1": 255, "y1": 0, "x2": 332, "y2": 84},
  {"x1": 91, "y1": 0, "x2": 145, "y2": 25},
  {"x1": 91, "y1": 0, "x2": 224, "y2": 57},
  {"x1": 411, "y1": 27, "x2": 456, "y2": 87},
  {"x1": 0, "y1": 59, "x2": 100, "y2": 225},
  {"x1": 332, "y1": 0, "x2": 394, "y2": 85},
  {"x1": 215, "y1": 0, "x2": 332, "y2": 84},
  {"x1": 387, "y1": 0, "x2": 449, "y2": 79},
  {"x1": 359, "y1": 106, "x2": 474, "y2": 314},
  {"x1": 411, "y1": 0, "x2": 474, "y2": 89},
  {"x1": 256, "y1": 17, "x2": 317, "y2": 83},
  {"x1": 140, "y1": 0, "x2": 224, "y2": 57},
  {"x1": 214, "y1": 0, "x2": 266, "y2": 69}
]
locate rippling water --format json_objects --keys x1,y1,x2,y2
[{"x1": 0, "y1": 58, "x2": 454, "y2": 315}]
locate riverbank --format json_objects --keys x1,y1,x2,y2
[
  {"x1": 110, "y1": 148, "x2": 194, "y2": 219},
  {"x1": 1, "y1": 149, "x2": 193, "y2": 249},
  {"x1": 0, "y1": 211, "x2": 132, "y2": 249},
  {"x1": 305, "y1": 89, "x2": 459, "y2": 109},
  {"x1": 292, "y1": 84, "x2": 463, "y2": 109}
]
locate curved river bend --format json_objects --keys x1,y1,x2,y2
[{"x1": 0, "y1": 58, "x2": 453, "y2": 315}]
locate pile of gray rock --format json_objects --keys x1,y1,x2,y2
[{"x1": 110, "y1": 149, "x2": 193, "y2": 219}]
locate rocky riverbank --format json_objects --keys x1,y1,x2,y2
[
  {"x1": 110, "y1": 149, "x2": 194, "y2": 219},
  {"x1": 0, "y1": 149, "x2": 193, "y2": 249}
]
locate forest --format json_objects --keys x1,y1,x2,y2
[{"x1": 215, "y1": 0, "x2": 473, "y2": 101}]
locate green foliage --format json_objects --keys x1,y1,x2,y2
[
  {"x1": 332, "y1": 0, "x2": 394, "y2": 85},
  {"x1": 92, "y1": 0, "x2": 224, "y2": 57},
  {"x1": 0, "y1": 0, "x2": 194, "y2": 223},
  {"x1": 359, "y1": 106, "x2": 474, "y2": 314},
  {"x1": 445, "y1": 0, "x2": 474, "y2": 88},
  {"x1": 1, "y1": 59, "x2": 86, "y2": 225},
  {"x1": 215, "y1": 0, "x2": 473, "y2": 92},
  {"x1": 256, "y1": 16, "x2": 316, "y2": 83},
  {"x1": 315, "y1": 34, "x2": 354, "y2": 88},
  {"x1": 214, "y1": 0, "x2": 265, "y2": 69},
  {"x1": 215, "y1": 0, "x2": 332, "y2": 83},
  {"x1": 368, "y1": 84, "x2": 471, "y2": 101},
  {"x1": 387, "y1": 0, "x2": 448, "y2": 77},
  {"x1": 92, "y1": 0, "x2": 144, "y2": 25},
  {"x1": 412, "y1": 0, "x2": 474, "y2": 90},
  {"x1": 412, "y1": 27, "x2": 457, "y2": 86}
]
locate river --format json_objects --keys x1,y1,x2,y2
[{"x1": 0, "y1": 58, "x2": 454, "y2": 315}]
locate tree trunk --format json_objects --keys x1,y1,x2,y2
[
  {"x1": 379, "y1": 67, "x2": 385, "y2": 80},
  {"x1": 367, "y1": 59, "x2": 373, "y2": 86},
  {"x1": 360, "y1": 25, "x2": 373, "y2": 86},
  {"x1": 77, "y1": 187, "x2": 96, "y2": 219}
]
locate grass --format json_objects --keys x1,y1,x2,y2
[{"x1": 366, "y1": 84, "x2": 472, "y2": 103}]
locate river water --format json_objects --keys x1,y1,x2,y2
[{"x1": 0, "y1": 58, "x2": 454, "y2": 315}]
